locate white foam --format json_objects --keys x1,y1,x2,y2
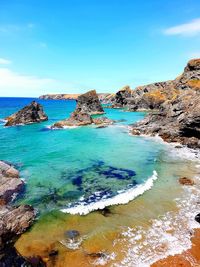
[
  {"x1": 114, "y1": 174, "x2": 200, "y2": 267},
  {"x1": 61, "y1": 170, "x2": 158, "y2": 215},
  {"x1": 46, "y1": 125, "x2": 78, "y2": 130}
]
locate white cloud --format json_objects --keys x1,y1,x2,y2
[
  {"x1": 0, "y1": 58, "x2": 12, "y2": 65},
  {"x1": 0, "y1": 68, "x2": 84, "y2": 97},
  {"x1": 164, "y1": 18, "x2": 200, "y2": 36}
]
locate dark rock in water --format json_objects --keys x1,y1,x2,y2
[
  {"x1": 76, "y1": 90, "x2": 104, "y2": 115},
  {"x1": 64, "y1": 230, "x2": 80, "y2": 240},
  {"x1": 51, "y1": 111, "x2": 93, "y2": 128},
  {"x1": 195, "y1": 213, "x2": 200, "y2": 223},
  {"x1": 51, "y1": 90, "x2": 105, "y2": 128},
  {"x1": 5, "y1": 101, "x2": 48, "y2": 126}
]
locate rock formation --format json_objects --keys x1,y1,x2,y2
[
  {"x1": 75, "y1": 90, "x2": 104, "y2": 115},
  {"x1": 131, "y1": 86, "x2": 200, "y2": 148},
  {"x1": 5, "y1": 101, "x2": 48, "y2": 126},
  {"x1": 51, "y1": 90, "x2": 106, "y2": 128},
  {"x1": 111, "y1": 85, "x2": 133, "y2": 108},
  {"x1": 52, "y1": 111, "x2": 93, "y2": 128},
  {"x1": 0, "y1": 161, "x2": 36, "y2": 266}
]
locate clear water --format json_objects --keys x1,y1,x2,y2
[{"x1": 0, "y1": 97, "x2": 165, "y2": 213}]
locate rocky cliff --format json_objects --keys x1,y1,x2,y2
[
  {"x1": 131, "y1": 59, "x2": 200, "y2": 148},
  {"x1": 108, "y1": 59, "x2": 200, "y2": 111},
  {"x1": 39, "y1": 93, "x2": 80, "y2": 100},
  {"x1": 5, "y1": 101, "x2": 48, "y2": 127}
]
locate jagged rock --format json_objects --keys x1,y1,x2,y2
[
  {"x1": 131, "y1": 89, "x2": 200, "y2": 148},
  {"x1": 126, "y1": 81, "x2": 177, "y2": 111},
  {"x1": 174, "y1": 58, "x2": 200, "y2": 90},
  {"x1": 0, "y1": 161, "x2": 37, "y2": 266},
  {"x1": 5, "y1": 101, "x2": 48, "y2": 126},
  {"x1": 0, "y1": 161, "x2": 24, "y2": 204},
  {"x1": 75, "y1": 90, "x2": 104, "y2": 115},
  {"x1": 51, "y1": 111, "x2": 93, "y2": 128},
  {"x1": 51, "y1": 90, "x2": 105, "y2": 128},
  {"x1": 111, "y1": 85, "x2": 132, "y2": 108}
]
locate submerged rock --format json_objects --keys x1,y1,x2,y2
[
  {"x1": 75, "y1": 90, "x2": 104, "y2": 115},
  {"x1": 5, "y1": 101, "x2": 48, "y2": 126}
]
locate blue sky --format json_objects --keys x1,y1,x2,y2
[{"x1": 0, "y1": 0, "x2": 200, "y2": 97}]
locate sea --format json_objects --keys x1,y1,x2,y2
[{"x1": 0, "y1": 97, "x2": 200, "y2": 266}]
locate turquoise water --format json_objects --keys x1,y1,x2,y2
[{"x1": 0, "y1": 97, "x2": 165, "y2": 213}]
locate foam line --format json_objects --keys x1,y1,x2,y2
[{"x1": 61, "y1": 170, "x2": 158, "y2": 215}]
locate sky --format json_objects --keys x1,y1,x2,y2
[{"x1": 0, "y1": 0, "x2": 200, "y2": 97}]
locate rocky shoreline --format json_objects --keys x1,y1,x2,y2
[{"x1": 0, "y1": 161, "x2": 43, "y2": 266}]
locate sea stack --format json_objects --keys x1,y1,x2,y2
[
  {"x1": 51, "y1": 90, "x2": 105, "y2": 128},
  {"x1": 5, "y1": 101, "x2": 48, "y2": 126},
  {"x1": 75, "y1": 90, "x2": 104, "y2": 115}
]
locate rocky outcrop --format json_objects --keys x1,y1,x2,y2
[
  {"x1": 174, "y1": 59, "x2": 200, "y2": 90},
  {"x1": 106, "y1": 59, "x2": 200, "y2": 111},
  {"x1": 75, "y1": 90, "x2": 104, "y2": 115},
  {"x1": 51, "y1": 113, "x2": 114, "y2": 128},
  {"x1": 51, "y1": 90, "x2": 106, "y2": 128},
  {"x1": 39, "y1": 94, "x2": 80, "y2": 100},
  {"x1": 51, "y1": 111, "x2": 93, "y2": 128},
  {"x1": 131, "y1": 88, "x2": 200, "y2": 148},
  {"x1": 0, "y1": 161, "x2": 36, "y2": 266},
  {"x1": 111, "y1": 86, "x2": 133, "y2": 108},
  {"x1": 126, "y1": 81, "x2": 178, "y2": 111},
  {"x1": 5, "y1": 101, "x2": 48, "y2": 126}
]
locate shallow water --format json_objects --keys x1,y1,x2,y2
[{"x1": 1, "y1": 98, "x2": 200, "y2": 266}]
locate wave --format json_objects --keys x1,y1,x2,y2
[
  {"x1": 61, "y1": 170, "x2": 158, "y2": 215},
  {"x1": 115, "y1": 168, "x2": 200, "y2": 267}
]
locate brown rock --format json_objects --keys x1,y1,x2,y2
[
  {"x1": 5, "y1": 101, "x2": 48, "y2": 126},
  {"x1": 179, "y1": 177, "x2": 195, "y2": 186}
]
